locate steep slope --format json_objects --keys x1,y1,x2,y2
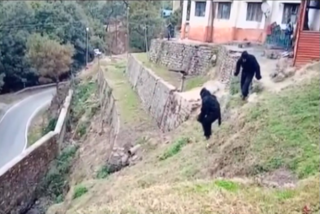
[{"x1": 47, "y1": 60, "x2": 319, "y2": 214}]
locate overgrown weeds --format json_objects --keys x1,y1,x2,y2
[
  {"x1": 71, "y1": 80, "x2": 98, "y2": 138},
  {"x1": 96, "y1": 165, "x2": 110, "y2": 179},
  {"x1": 42, "y1": 117, "x2": 57, "y2": 135},
  {"x1": 39, "y1": 145, "x2": 79, "y2": 203},
  {"x1": 73, "y1": 185, "x2": 88, "y2": 200}
]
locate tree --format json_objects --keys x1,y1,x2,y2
[
  {"x1": 0, "y1": 73, "x2": 4, "y2": 92},
  {"x1": 169, "y1": 8, "x2": 182, "y2": 30},
  {"x1": 26, "y1": 34, "x2": 74, "y2": 86},
  {"x1": 128, "y1": 0, "x2": 164, "y2": 51},
  {"x1": 0, "y1": 2, "x2": 36, "y2": 92}
]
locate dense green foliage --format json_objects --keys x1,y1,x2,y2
[{"x1": 0, "y1": 1, "x2": 165, "y2": 93}]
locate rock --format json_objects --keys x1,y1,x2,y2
[
  {"x1": 128, "y1": 144, "x2": 141, "y2": 156},
  {"x1": 282, "y1": 67, "x2": 296, "y2": 77},
  {"x1": 272, "y1": 72, "x2": 286, "y2": 82},
  {"x1": 270, "y1": 71, "x2": 278, "y2": 78},
  {"x1": 276, "y1": 58, "x2": 290, "y2": 72},
  {"x1": 266, "y1": 51, "x2": 279, "y2": 60},
  {"x1": 121, "y1": 154, "x2": 129, "y2": 166}
]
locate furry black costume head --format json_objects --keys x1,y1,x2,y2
[{"x1": 200, "y1": 87, "x2": 211, "y2": 99}]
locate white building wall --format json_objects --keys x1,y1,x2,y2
[
  {"x1": 234, "y1": 1, "x2": 267, "y2": 30},
  {"x1": 308, "y1": 0, "x2": 320, "y2": 31},
  {"x1": 181, "y1": 0, "x2": 319, "y2": 39},
  {"x1": 182, "y1": 0, "x2": 188, "y2": 23},
  {"x1": 189, "y1": 0, "x2": 211, "y2": 26},
  {"x1": 213, "y1": 1, "x2": 237, "y2": 27}
]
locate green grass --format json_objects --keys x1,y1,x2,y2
[
  {"x1": 214, "y1": 180, "x2": 240, "y2": 192},
  {"x1": 73, "y1": 185, "x2": 88, "y2": 199},
  {"x1": 229, "y1": 75, "x2": 240, "y2": 95},
  {"x1": 247, "y1": 78, "x2": 319, "y2": 178},
  {"x1": 134, "y1": 53, "x2": 181, "y2": 88},
  {"x1": 72, "y1": 81, "x2": 97, "y2": 120},
  {"x1": 184, "y1": 76, "x2": 207, "y2": 91},
  {"x1": 104, "y1": 59, "x2": 148, "y2": 124},
  {"x1": 134, "y1": 53, "x2": 210, "y2": 91},
  {"x1": 159, "y1": 137, "x2": 190, "y2": 161},
  {"x1": 71, "y1": 80, "x2": 98, "y2": 138},
  {"x1": 96, "y1": 165, "x2": 110, "y2": 179}
]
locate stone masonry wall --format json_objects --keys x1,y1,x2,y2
[
  {"x1": 149, "y1": 39, "x2": 221, "y2": 76},
  {"x1": 0, "y1": 132, "x2": 58, "y2": 214},
  {"x1": 0, "y1": 90, "x2": 73, "y2": 214},
  {"x1": 215, "y1": 51, "x2": 240, "y2": 87},
  {"x1": 96, "y1": 69, "x2": 123, "y2": 171},
  {"x1": 127, "y1": 54, "x2": 194, "y2": 132}
]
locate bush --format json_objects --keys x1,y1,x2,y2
[
  {"x1": 42, "y1": 117, "x2": 57, "y2": 135},
  {"x1": 73, "y1": 185, "x2": 88, "y2": 199},
  {"x1": 40, "y1": 145, "x2": 79, "y2": 203},
  {"x1": 96, "y1": 165, "x2": 110, "y2": 179}
]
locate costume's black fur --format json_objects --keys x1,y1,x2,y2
[
  {"x1": 197, "y1": 88, "x2": 221, "y2": 139},
  {"x1": 235, "y1": 51, "x2": 262, "y2": 99}
]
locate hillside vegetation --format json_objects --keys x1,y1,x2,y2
[
  {"x1": 47, "y1": 58, "x2": 319, "y2": 214},
  {"x1": 0, "y1": 1, "x2": 164, "y2": 93}
]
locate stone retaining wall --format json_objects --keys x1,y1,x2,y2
[
  {"x1": 0, "y1": 89, "x2": 73, "y2": 214},
  {"x1": 96, "y1": 69, "x2": 121, "y2": 168},
  {"x1": 149, "y1": 39, "x2": 221, "y2": 76},
  {"x1": 215, "y1": 51, "x2": 240, "y2": 87},
  {"x1": 127, "y1": 54, "x2": 194, "y2": 132}
]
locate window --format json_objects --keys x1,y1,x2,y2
[
  {"x1": 195, "y1": 1, "x2": 206, "y2": 17},
  {"x1": 246, "y1": 2, "x2": 263, "y2": 22},
  {"x1": 217, "y1": 2, "x2": 232, "y2": 19},
  {"x1": 282, "y1": 3, "x2": 300, "y2": 24}
]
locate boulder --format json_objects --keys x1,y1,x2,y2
[
  {"x1": 266, "y1": 51, "x2": 280, "y2": 60},
  {"x1": 282, "y1": 67, "x2": 296, "y2": 78},
  {"x1": 272, "y1": 72, "x2": 286, "y2": 83},
  {"x1": 276, "y1": 58, "x2": 290, "y2": 72}
]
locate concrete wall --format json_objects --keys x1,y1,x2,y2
[
  {"x1": 14, "y1": 81, "x2": 68, "y2": 95},
  {"x1": 127, "y1": 54, "x2": 194, "y2": 132},
  {"x1": 149, "y1": 39, "x2": 221, "y2": 75},
  {"x1": 0, "y1": 89, "x2": 73, "y2": 214}
]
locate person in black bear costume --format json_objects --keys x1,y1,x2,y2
[
  {"x1": 234, "y1": 51, "x2": 262, "y2": 100},
  {"x1": 197, "y1": 88, "x2": 221, "y2": 140}
]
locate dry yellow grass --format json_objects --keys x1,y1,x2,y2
[{"x1": 27, "y1": 108, "x2": 47, "y2": 146}]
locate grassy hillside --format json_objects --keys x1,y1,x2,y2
[
  {"x1": 211, "y1": 76, "x2": 319, "y2": 179},
  {"x1": 47, "y1": 60, "x2": 319, "y2": 214}
]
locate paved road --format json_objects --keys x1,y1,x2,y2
[{"x1": 0, "y1": 88, "x2": 56, "y2": 168}]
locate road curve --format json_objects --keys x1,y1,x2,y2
[{"x1": 0, "y1": 88, "x2": 56, "y2": 168}]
